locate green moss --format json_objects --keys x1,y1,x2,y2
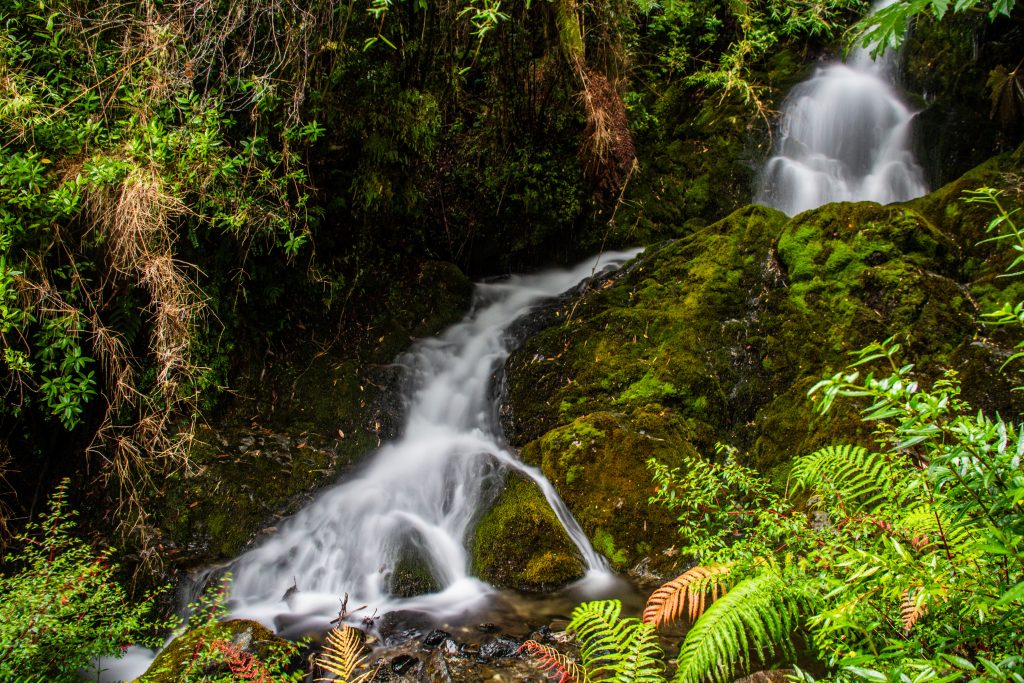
[
  {"x1": 139, "y1": 620, "x2": 288, "y2": 682},
  {"x1": 470, "y1": 473, "x2": 585, "y2": 591},
  {"x1": 616, "y1": 372, "x2": 677, "y2": 404},
  {"x1": 504, "y1": 163, "x2": 1024, "y2": 572},
  {"x1": 593, "y1": 528, "x2": 628, "y2": 568}
]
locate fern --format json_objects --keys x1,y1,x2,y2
[
  {"x1": 901, "y1": 587, "x2": 927, "y2": 633},
  {"x1": 672, "y1": 573, "x2": 802, "y2": 683},
  {"x1": 569, "y1": 600, "x2": 666, "y2": 682},
  {"x1": 519, "y1": 639, "x2": 589, "y2": 682},
  {"x1": 790, "y1": 445, "x2": 914, "y2": 514},
  {"x1": 316, "y1": 625, "x2": 373, "y2": 682},
  {"x1": 643, "y1": 565, "x2": 731, "y2": 628}
]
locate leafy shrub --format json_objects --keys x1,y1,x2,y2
[{"x1": 0, "y1": 480, "x2": 169, "y2": 679}]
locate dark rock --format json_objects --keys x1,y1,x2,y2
[
  {"x1": 391, "y1": 655, "x2": 420, "y2": 675},
  {"x1": 378, "y1": 611, "x2": 432, "y2": 647},
  {"x1": 476, "y1": 623, "x2": 500, "y2": 633},
  {"x1": 422, "y1": 629, "x2": 452, "y2": 649},
  {"x1": 478, "y1": 635, "x2": 522, "y2": 660}
]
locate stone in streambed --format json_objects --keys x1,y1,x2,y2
[{"x1": 470, "y1": 473, "x2": 585, "y2": 591}]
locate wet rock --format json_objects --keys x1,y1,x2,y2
[
  {"x1": 478, "y1": 635, "x2": 522, "y2": 660},
  {"x1": 391, "y1": 654, "x2": 420, "y2": 675},
  {"x1": 378, "y1": 611, "x2": 432, "y2": 647},
  {"x1": 422, "y1": 629, "x2": 453, "y2": 649},
  {"x1": 138, "y1": 619, "x2": 286, "y2": 682},
  {"x1": 476, "y1": 622, "x2": 500, "y2": 633},
  {"x1": 470, "y1": 473, "x2": 585, "y2": 591},
  {"x1": 419, "y1": 651, "x2": 452, "y2": 683}
]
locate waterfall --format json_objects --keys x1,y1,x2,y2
[
  {"x1": 755, "y1": 1, "x2": 928, "y2": 216},
  {"x1": 222, "y1": 250, "x2": 642, "y2": 633}
]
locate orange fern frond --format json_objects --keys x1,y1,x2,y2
[
  {"x1": 518, "y1": 640, "x2": 588, "y2": 683},
  {"x1": 901, "y1": 587, "x2": 927, "y2": 632},
  {"x1": 210, "y1": 639, "x2": 274, "y2": 682},
  {"x1": 316, "y1": 625, "x2": 373, "y2": 682},
  {"x1": 643, "y1": 564, "x2": 731, "y2": 628}
]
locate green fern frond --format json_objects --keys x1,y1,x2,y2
[
  {"x1": 569, "y1": 600, "x2": 666, "y2": 682},
  {"x1": 898, "y1": 506, "x2": 977, "y2": 558},
  {"x1": 672, "y1": 573, "x2": 801, "y2": 683},
  {"x1": 790, "y1": 445, "x2": 915, "y2": 514}
]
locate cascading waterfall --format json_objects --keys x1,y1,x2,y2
[
  {"x1": 755, "y1": 1, "x2": 928, "y2": 216},
  {"x1": 224, "y1": 249, "x2": 642, "y2": 633}
]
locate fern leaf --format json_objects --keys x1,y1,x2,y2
[
  {"x1": 898, "y1": 506, "x2": 976, "y2": 559},
  {"x1": 569, "y1": 600, "x2": 665, "y2": 682},
  {"x1": 316, "y1": 625, "x2": 372, "y2": 682},
  {"x1": 643, "y1": 565, "x2": 731, "y2": 628},
  {"x1": 790, "y1": 445, "x2": 914, "y2": 514},
  {"x1": 901, "y1": 587, "x2": 927, "y2": 632},
  {"x1": 671, "y1": 573, "x2": 801, "y2": 683},
  {"x1": 519, "y1": 639, "x2": 589, "y2": 682}
]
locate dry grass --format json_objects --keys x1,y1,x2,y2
[{"x1": 578, "y1": 67, "x2": 635, "y2": 195}]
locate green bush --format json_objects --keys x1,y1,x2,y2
[{"x1": 0, "y1": 480, "x2": 169, "y2": 680}]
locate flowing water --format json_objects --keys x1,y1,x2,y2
[
  {"x1": 222, "y1": 249, "x2": 643, "y2": 635},
  {"x1": 755, "y1": 1, "x2": 928, "y2": 215},
  {"x1": 95, "y1": 250, "x2": 643, "y2": 681}
]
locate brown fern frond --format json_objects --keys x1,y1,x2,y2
[
  {"x1": 643, "y1": 564, "x2": 731, "y2": 628},
  {"x1": 210, "y1": 639, "x2": 273, "y2": 682},
  {"x1": 316, "y1": 625, "x2": 372, "y2": 682},
  {"x1": 901, "y1": 587, "x2": 927, "y2": 633},
  {"x1": 518, "y1": 640, "x2": 588, "y2": 683}
]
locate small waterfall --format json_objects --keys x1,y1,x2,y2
[
  {"x1": 755, "y1": 1, "x2": 928, "y2": 216},
  {"x1": 224, "y1": 250, "x2": 641, "y2": 632}
]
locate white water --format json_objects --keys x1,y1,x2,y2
[
  {"x1": 756, "y1": 1, "x2": 928, "y2": 216},
  {"x1": 220, "y1": 249, "x2": 642, "y2": 633}
]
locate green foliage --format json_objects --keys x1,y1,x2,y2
[
  {"x1": 674, "y1": 573, "x2": 804, "y2": 683},
  {"x1": 0, "y1": 480, "x2": 169, "y2": 679},
  {"x1": 141, "y1": 576, "x2": 304, "y2": 682},
  {"x1": 569, "y1": 600, "x2": 666, "y2": 682},
  {"x1": 856, "y1": 0, "x2": 1018, "y2": 56},
  {"x1": 629, "y1": 0, "x2": 865, "y2": 116},
  {"x1": 789, "y1": 444, "x2": 914, "y2": 514}
]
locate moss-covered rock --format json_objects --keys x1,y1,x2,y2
[
  {"x1": 471, "y1": 473, "x2": 585, "y2": 590},
  {"x1": 503, "y1": 160, "x2": 1024, "y2": 574},
  {"x1": 138, "y1": 619, "x2": 291, "y2": 682},
  {"x1": 520, "y1": 411, "x2": 695, "y2": 571}
]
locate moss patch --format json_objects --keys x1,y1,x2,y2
[
  {"x1": 139, "y1": 619, "x2": 289, "y2": 682},
  {"x1": 471, "y1": 473, "x2": 585, "y2": 591}
]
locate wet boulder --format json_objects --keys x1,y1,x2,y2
[{"x1": 470, "y1": 473, "x2": 586, "y2": 591}]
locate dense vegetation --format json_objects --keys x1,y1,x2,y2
[{"x1": 2, "y1": 0, "x2": 1024, "y2": 679}]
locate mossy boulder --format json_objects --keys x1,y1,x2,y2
[
  {"x1": 471, "y1": 473, "x2": 585, "y2": 590},
  {"x1": 520, "y1": 411, "x2": 696, "y2": 571},
  {"x1": 138, "y1": 619, "x2": 290, "y2": 682},
  {"x1": 503, "y1": 160, "x2": 1024, "y2": 574}
]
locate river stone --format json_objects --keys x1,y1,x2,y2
[
  {"x1": 470, "y1": 472, "x2": 585, "y2": 591},
  {"x1": 478, "y1": 635, "x2": 522, "y2": 660},
  {"x1": 392, "y1": 654, "x2": 420, "y2": 674}
]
